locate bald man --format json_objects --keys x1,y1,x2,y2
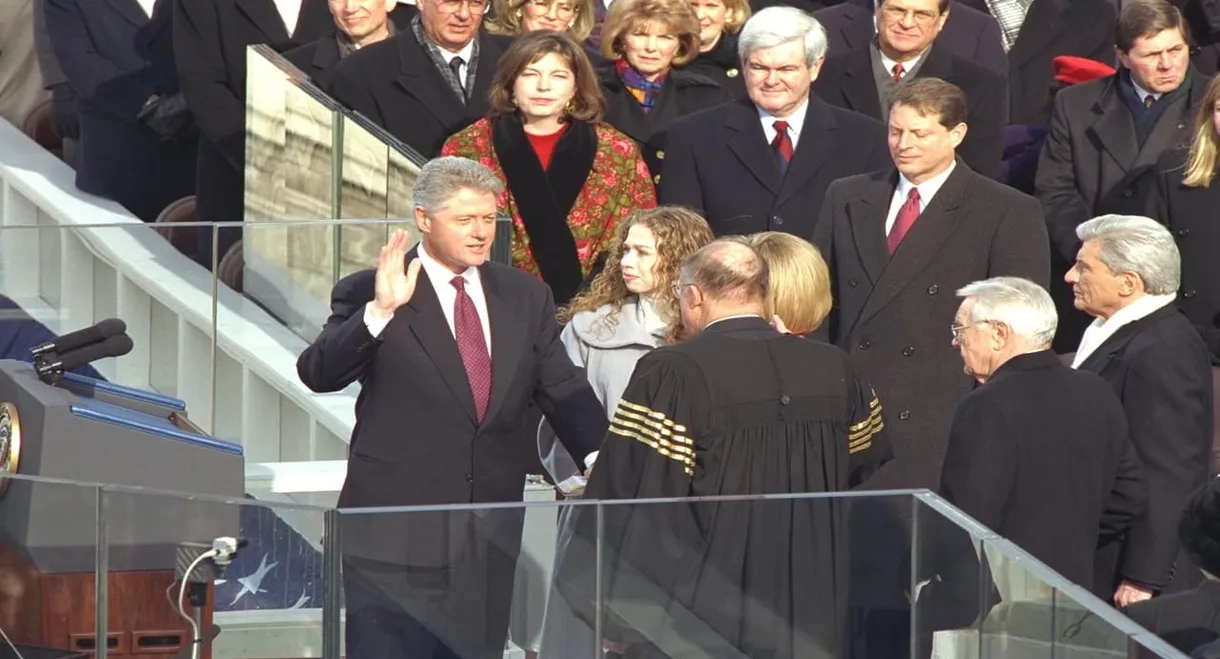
[{"x1": 556, "y1": 239, "x2": 892, "y2": 659}]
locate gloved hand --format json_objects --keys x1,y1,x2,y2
[
  {"x1": 136, "y1": 92, "x2": 195, "y2": 142},
  {"x1": 49, "y1": 84, "x2": 80, "y2": 141}
]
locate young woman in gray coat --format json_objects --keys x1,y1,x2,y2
[{"x1": 537, "y1": 205, "x2": 713, "y2": 658}]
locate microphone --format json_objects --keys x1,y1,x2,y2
[
  {"x1": 30, "y1": 318, "x2": 127, "y2": 358},
  {"x1": 36, "y1": 334, "x2": 134, "y2": 376}
]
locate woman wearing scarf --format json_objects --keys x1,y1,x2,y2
[
  {"x1": 596, "y1": 0, "x2": 729, "y2": 187},
  {"x1": 441, "y1": 31, "x2": 656, "y2": 306},
  {"x1": 682, "y1": 0, "x2": 750, "y2": 97}
]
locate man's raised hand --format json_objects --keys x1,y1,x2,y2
[{"x1": 371, "y1": 230, "x2": 421, "y2": 319}]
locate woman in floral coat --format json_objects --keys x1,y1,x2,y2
[{"x1": 441, "y1": 30, "x2": 656, "y2": 306}]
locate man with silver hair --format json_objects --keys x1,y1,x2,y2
[
  {"x1": 1067, "y1": 214, "x2": 1214, "y2": 608},
  {"x1": 659, "y1": 5, "x2": 888, "y2": 238},
  {"x1": 298, "y1": 156, "x2": 607, "y2": 659},
  {"x1": 925, "y1": 277, "x2": 1146, "y2": 607}
]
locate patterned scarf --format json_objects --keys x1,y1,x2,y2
[{"x1": 616, "y1": 59, "x2": 665, "y2": 112}]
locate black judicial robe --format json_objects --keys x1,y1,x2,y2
[{"x1": 556, "y1": 316, "x2": 892, "y2": 659}]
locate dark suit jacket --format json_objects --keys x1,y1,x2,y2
[
  {"x1": 1126, "y1": 580, "x2": 1220, "y2": 656},
  {"x1": 1152, "y1": 147, "x2": 1220, "y2": 363},
  {"x1": 325, "y1": 29, "x2": 508, "y2": 158},
  {"x1": 597, "y1": 64, "x2": 729, "y2": 186},
  {"x1": 813, "y1": 161, "x2": 1049, "y2": 607},
  {"x1": 45, "y1": 0, "x2": 196, "y2": 222},
  {"x1": 938, "y1": 350, "x2": 1147, "y2": 590},
  {"x1": 174, "y1": 0, "x2": 331, "y2": 232},
  {"x1": 1035, "y1": 70, "x2": 1209, "y2": 264},
  {"x1": 812, "y1": 161, "x2": 1050, "y2": 495},
  {"x1": 1078, "y1": 303, "x2": 1214, "y2": 594},
  {"x1": 281, "y1": 5, "x2": 418, "y2": 86},
  {"x1": 817, "y1": 42, "x2": 1007, "y2": 179},
  {"x1": 296, "y1": 251, "x2": 606, "y2": 509},
  {"x1": 813, "y1": 0, "x2": 1006, "y2": 76},
  {"x1": 972, "y1": 0, "x2": 1117, "y2": 126},
  {"x1": 659, "y1": 95, "x2": 888, "y2": 239}
]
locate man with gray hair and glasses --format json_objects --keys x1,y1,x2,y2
[
  {"x1": 298, "y1": 156, "x2": 607, "y2": 659},
  {"x1": 1067, "y1": 214, "x2": 1214, "y2": 608},
  {"x1": 659, "y1": 6, "x2": 888, "y2": 239},
  {"x1": 925, "y1": 277, "x2": 1146, "y2": 611},
  {"x1": 559, "y1": 238, "x2": 891, "y2": 659}
]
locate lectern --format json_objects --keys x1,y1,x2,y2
[{"x1": 0, "y1": 361, "x2": 244, "y2": 658}]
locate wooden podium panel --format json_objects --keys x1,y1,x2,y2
[{"x1": 0, "y1": 544, "x2": 214, "y2": 659}]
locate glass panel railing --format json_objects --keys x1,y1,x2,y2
[
  {"x1": 0, "y1": 474, "x2": 102, "y2": 659},
  {"x1": 914, "y1": 492, "x2": 1190, "y2": 659},
  {"x1": 99, "y1": 484, "x2": 333, "y2": 659}
]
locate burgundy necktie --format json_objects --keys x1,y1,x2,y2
[
  {"x1": 772, "y1": 120, "x2": 793, "y2": 174},
  {"x1": 451, "y1": 276, "x2": 491, "y2": 422},
  {"x1": 887, "y1": 188, "x2": 921, "y2": 255},
  {"x1": 891, "y1": 62, "x2": 905, "y2": 83}
]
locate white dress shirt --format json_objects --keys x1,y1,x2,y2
[
  {"x1": 758, "y1": 96, "x2": 809, "y2": 151},
  {"x1": 1071, "y1": 293, "x2": 1177, "y2": 368},
  {"x1": 271, "y1": 0, "x2": 304, "y2": 35},
  {"x1": 437, "y1": 40, "x2": 476, "y2": 88},
  {"x1": 884, "y1": 161, "x2": 956, "y2": 234},
  {"x1": 134, "y1": 0, "x2": 156, "y2": 18},
  {"x1": 363, "y1": 241, "x2": 492, "y2": 353},
  {"x1": 879, "y1": 49, "x2": 927, "y2": 81},
  {"x1": 1132, "y1": 79, "x2": 1163, "y2": 106}
]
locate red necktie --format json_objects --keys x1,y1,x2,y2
[
  {"x1": 451, "y1": 276, "x2": 492, "y2": 422},
  {"x1": 891, "y1": 62, "x2": 905, "y2": 83},
  {"x1": 772, "y1": 120, "x2": 793, "y2": 174},
  {"x1": 887, "y1": 188, "x2": 920, "y2": 255}
]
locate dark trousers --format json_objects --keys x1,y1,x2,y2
[
  {"x1": 344, "y1": 563, "x2": 466, "y2": 659},
  {"x1": 193, "y1": 135, "x2": 244, "y2": 269}
]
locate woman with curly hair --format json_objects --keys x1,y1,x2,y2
[{"x1": 535, "y1": 205, "x2": 712, "y2": 658}]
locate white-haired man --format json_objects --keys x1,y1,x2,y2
[
  {"x1": 929, "y1": 277, "x2": 1146, "y2": 603},
  {"x1": 659, "y1": 6, "x2": 889, "y2": 239},
  {"x1": 1067, "y1": 214, "x2": 1214, "y2": 607}
]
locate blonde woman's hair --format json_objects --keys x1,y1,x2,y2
[
  {"x1": 558, "y1": 206, "x2": 714, "y2": 344},
  {"x1": 1182, "y1": 73, "x2": 1220, "y2": 188},
  {"x1": 486, "y1": 0, "x2": 596, "y2": 42},
  {"x1": 600, "y1": 0, "x2": 702, "y2": 67},
  {"x1": 744, "y1": 232, "x2": 832, "y2": 334}
]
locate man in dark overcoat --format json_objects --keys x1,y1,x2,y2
[{"x1": 812, "y1": 77, "x2": 1049, "y2": 658}]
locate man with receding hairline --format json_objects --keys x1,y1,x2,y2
[{"x1": 557, "y1": 238, "x2": 892, "y2": 659}]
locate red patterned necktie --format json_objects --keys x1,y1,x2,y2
[
  {"x1": 450, "y1": 276, "x2": 491, "y2": 422},
  {"x1": 772, "y1": 120, "x2": 793, "y2": 174},
  {"x1": 887, "y1": 187, "x2": 921, "y2": 255},
  {"x1": 891, "y1": 62, "x2": 905, "y2": 83}
]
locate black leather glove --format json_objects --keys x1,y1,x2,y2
[
  {"x1": 49, "y1": 84, "x2": 80, "y2": 141},
  {"x1": 136, "y1": 92, "x2": 195, "y2": 142}
]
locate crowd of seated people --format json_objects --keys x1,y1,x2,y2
[{"x1": 4, "y1": 0, "x2": 1220, "y2": 654}]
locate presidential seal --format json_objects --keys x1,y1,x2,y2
[{"x1": 0, "y1": 402, "x2": 21, "y2": 499}]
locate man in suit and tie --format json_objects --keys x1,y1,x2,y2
[
  {"x1": 817, "y1": 0, "x2": 1007, "y2": 178},
  {"x1": 44, "y1": 0, "x2": 197, "y2": 223},
  {"x1": 1066, "y1": 214, "x2": 1214, "y2": 607},
  {"x1": 284, "y1": 0, "x2": 417, "y2": 86},
  {"x1": 953, "y1": 0, "x2": 1117, "y2": 125},
  {"x1": 174, "y1": 0, "x2": 333, "y2": 262},
  {"x1": 325, "y1": 0, "x2": 510, "y2": 158},
  {"x1": 297, "y1": 157, "x2": 607, "y2": 659},
  {"x1": 1036, "y1": 0, "x2": 1208, "y2": 352},
  {"x1": 660, "y1": 6, "x2": 889, "y2": 239},
  {"x1": 813, "y1": 0, "x2": 1006, "y2": 76},
  {"x1": 812, "y1": 77, "x2": 1048, "y2": 657}
]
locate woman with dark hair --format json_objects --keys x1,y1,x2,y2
[
  {"x1": 1151, "y1": 72, "x2": 1220, "y2": 364},
  {"x1": 441, "y1": 30, "x2": 656, "y2": 305}
]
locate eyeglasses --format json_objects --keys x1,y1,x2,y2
[
  {"x1": 880, "y1": 5, "x2": 941, "y2": 24},
  {"x1": 437, "y1": 0, "x2": 489, "y2": 14},
  {"x1": 671, "y1": 282, "x2": 693, "y2": 299},
  {"x1": 950, "y1": 320, "x2": 992, "y2": 341}
]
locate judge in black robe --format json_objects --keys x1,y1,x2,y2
[{"x1": 556, "y1": 239, "x2": 892, "y2": 659}]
